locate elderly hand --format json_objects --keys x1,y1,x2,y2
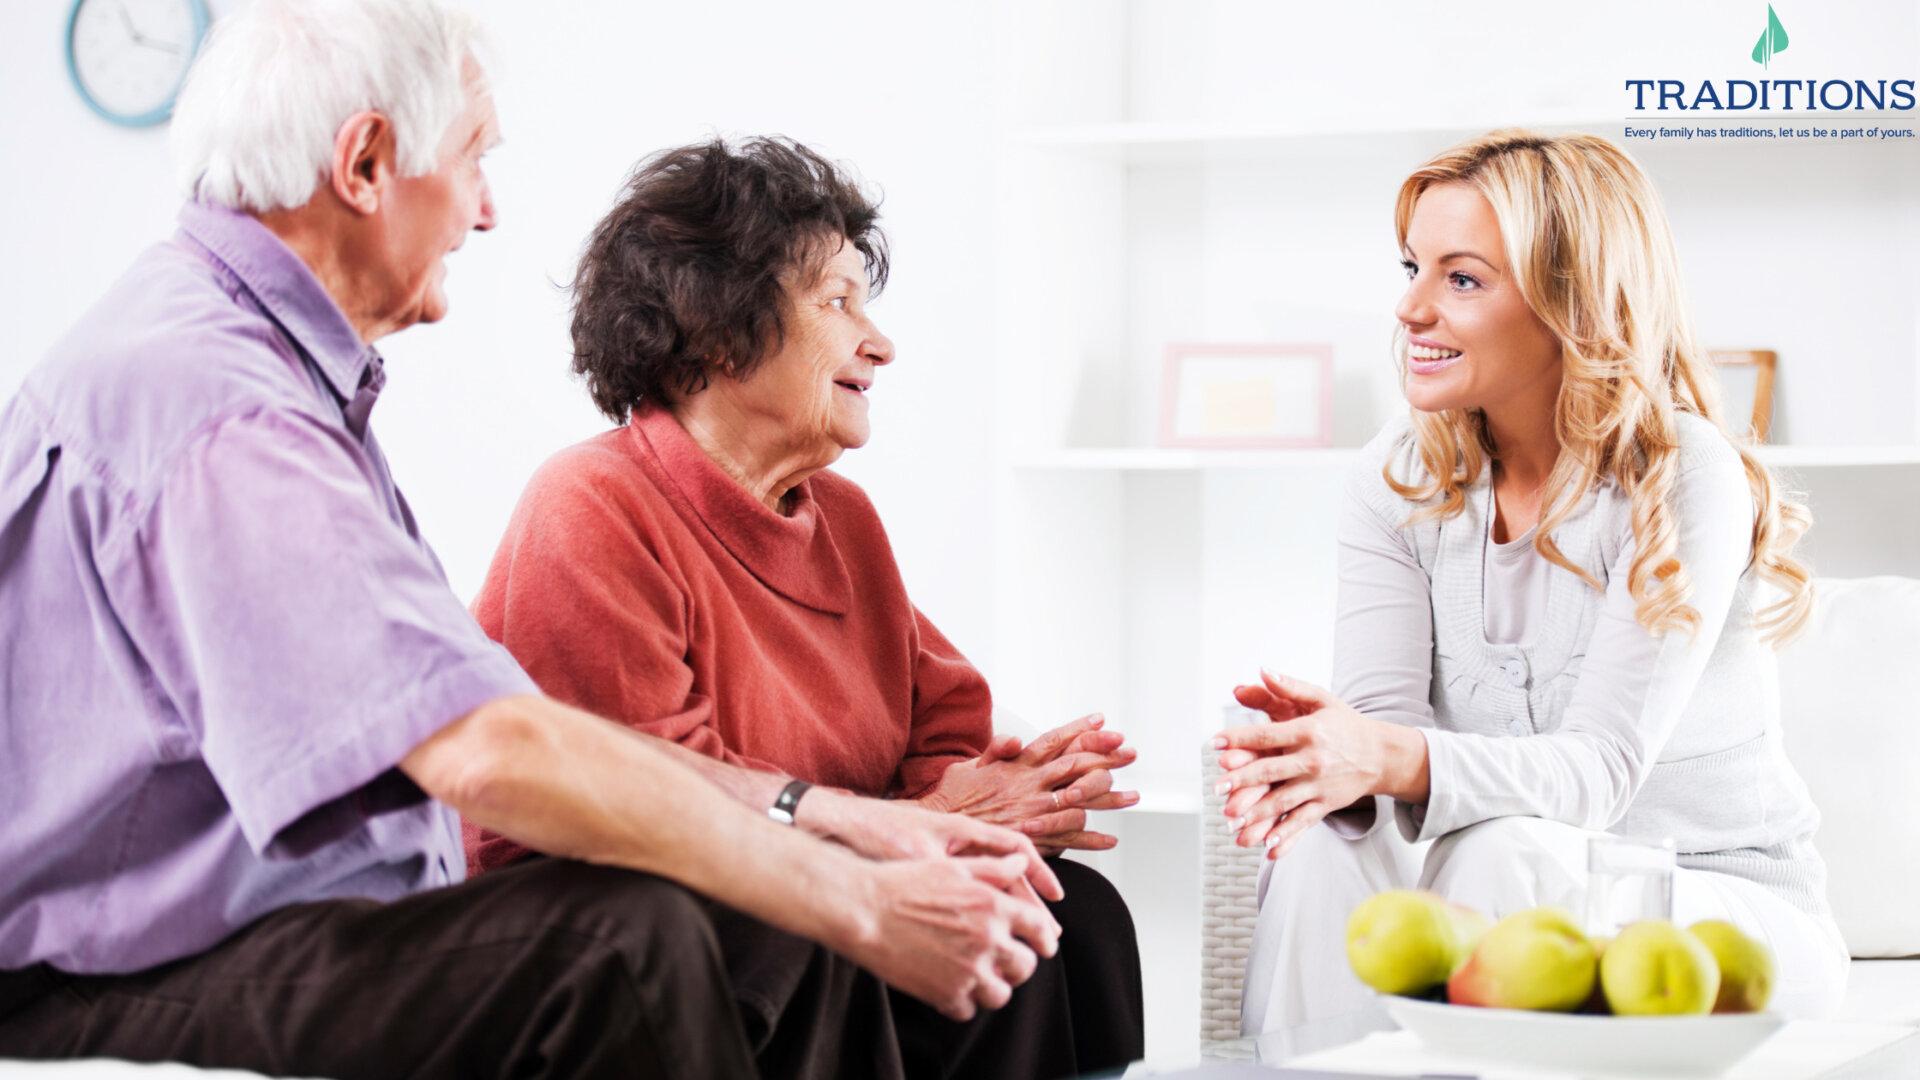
[
  {"x1": 841, "y1": 853, "x2": 1060, "y2": 1021},
  {"x1": 915, "y1": 714, "x2": 1139, "y2": 854},
  {"x1": 800, "y1": 788, "x2": 1064, "y2": 902},
  {"x1": 1214, "y1": 669, "x2": 1424, "y2": 859}
]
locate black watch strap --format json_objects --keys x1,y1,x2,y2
[{"x1": 768, "y1": 779, "x2": 813, "y2": 826}]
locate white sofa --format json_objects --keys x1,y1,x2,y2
[{"x1": 1200, "y1": 576, "x2": 1920, "y2": 1061}]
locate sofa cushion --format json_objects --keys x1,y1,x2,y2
[{"x1": 1776, "y1": 576, "x2": 1920, "y2": 959}]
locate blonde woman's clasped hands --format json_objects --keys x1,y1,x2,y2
[{"x1": 1214, "y1": 669, "x2": 1430, "y2": 858}]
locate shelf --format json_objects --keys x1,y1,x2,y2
[
  {"x1": 1754, "y1": 445, "x2": 1920, "y2": 468},
  {"x1": 1009, "y1": 447, "x2": 1361, "y2": 471},
  {"x1": 1010, "y1": 115, "x2": 1620, "y2": 164},
  {"x1": 1008, "y1": 444, "x2": 1920, "y2": 472},
  {"x1": 1122, "y1": 788, "x2": 1203, "y2": 816}
]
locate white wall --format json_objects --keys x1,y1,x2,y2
[{"x1": 0, "y1": 0, "x2": 1001, "y2": 667}]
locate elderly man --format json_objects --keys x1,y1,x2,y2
[{"x1": 0, "y1": 2, "x2": 1062, "y2": 1077}]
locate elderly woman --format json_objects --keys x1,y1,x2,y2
[
  {"x1": 1219, "y1": 130, "x2": 1849, "y2": 1060},
  {"x1": 468, "y1": 137, "x2": 1143, "y2": 1077}
]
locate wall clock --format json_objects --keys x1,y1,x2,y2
[{"x1": 66, "y1": 0, "x2": 211, "y2": 127}]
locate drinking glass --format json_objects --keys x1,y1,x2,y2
[{"x1": 1584, "y1": 836, "x2": 1675, "y2": 938}]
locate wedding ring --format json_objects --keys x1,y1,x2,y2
[{"x1": 1050, "y1": 791, "x2": 1061, "y2": 812}]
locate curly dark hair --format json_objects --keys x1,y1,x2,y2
[{"x1": 569, "y1": 137, "x2": 890, "y2": 423}]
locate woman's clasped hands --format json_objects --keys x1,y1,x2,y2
[
  {"x1": 1215, "y1": 668, "x2": 1428, "y2": 859},
  {"x1": 915, "y1": 714, "x2": 1140, "y2": 855}
]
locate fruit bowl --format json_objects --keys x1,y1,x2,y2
[{"x1": 1383, "y1": 996, "x2": 1786, "y2": 1077}]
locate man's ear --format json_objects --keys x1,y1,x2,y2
[{"x1": 328, "y1": 111, "x2": 394, "y2": 216}]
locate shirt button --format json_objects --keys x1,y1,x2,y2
[
  {"x1": 1501, "y1": 657, "x2": 1529, "y2": 687},
  {"x1": 1507, "y1": 718, "x2": 1530, "y2": 737}
]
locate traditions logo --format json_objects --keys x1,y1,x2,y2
[
  {"x1": 1751, "y1": 5, "x2": 1788, "y2": 69},
  {"x1": 1625, "y1": 1, "x2": 1914, "y2": 113},
  {"x1": 1624, "y1": 1, "x2": 1915, "y2": 138}
]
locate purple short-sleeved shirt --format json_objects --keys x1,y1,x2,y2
[{"x1": 0, "y1": 202, "x2": 537, "y2": 974}]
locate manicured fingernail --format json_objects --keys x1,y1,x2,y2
[
  {"x1": 1211, "y1": 736, "x2": 1227, "y2": 749},
  {"x1": 1228, "y1": 816, "x2": 1246, "y2": 830},
  {"x1": 1213, "y1": 780, "x2": 1230, "y2": 795}
]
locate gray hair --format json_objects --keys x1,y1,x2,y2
[{"x1": 171, "y1": 0, "x2": 485, "y2": 214}]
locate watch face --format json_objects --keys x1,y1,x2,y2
[{"x1": 68, "y1": 0, "x2": 206, "y2": 125}]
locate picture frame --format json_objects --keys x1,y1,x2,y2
[
  {"x1": 1157, "y1": 342, "x2": 1334, "y2": 449},
  {"x1": 1709, "y1": 349, "x2": 1777, "y2": 443}
]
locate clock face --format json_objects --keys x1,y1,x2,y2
[{"x1": 67, "y1": 0, "x2": 208, "y2": 125}]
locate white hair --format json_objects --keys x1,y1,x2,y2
[{"x1": 171, "y1": 0, "x2": 485, "y2": 214}]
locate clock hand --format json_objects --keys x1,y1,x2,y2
[
  {"x1": 116, "y1": 1, "x2": 149, "y2": 45},
  {"x1": 114, "y1": 1, "x2": 185, "y2": 54}
]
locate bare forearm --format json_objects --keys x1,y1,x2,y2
[
  {"x1": 615, "y1": 723, "x2": 874, "y2": 842},
  {"x1": 633, "y1": 726, "x2": 794, "y2": 808},
  {"x1": 402, "y1": 696, "x2": 869, "y2": 949}
]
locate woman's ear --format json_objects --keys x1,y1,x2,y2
[{"x1": 328, "y1": 111, "x2": 395, "y2": 216}]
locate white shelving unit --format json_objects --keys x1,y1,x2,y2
[
  {"x1": 1759, "y1": 445, "x2": 1920, "y2": 468},
  {"x1": 989, "y1": 2, "x2": 1920, "y2": 1067},
  {"x1": 1015, "y1": 444, "x2": 1920, "y2": 472},
  {"x1": 1011, "y1": 447, "x2": 1360, "y2": 471},
  {"x1": 1010, "y1": 115, "x2": 1624, "y2": 167}
]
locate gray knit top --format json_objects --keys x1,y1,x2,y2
[{"x1": 1332, "y1": 413, "x2": 1832, "y2": 917}]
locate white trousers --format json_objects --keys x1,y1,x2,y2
[{"x1": 1238, "y1": 816, "x2": 1852, "y2": 1063}]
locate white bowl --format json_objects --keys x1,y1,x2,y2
[{"x1": 1383, "y1": 996, "x2": 1786, "y2": 1077}]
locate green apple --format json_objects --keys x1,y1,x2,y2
[
  {"x1": 1690, "y1": 920, "x2": 1775, "y2": 1013},
  {"x1": 1579, "y1": 936, "x2": 1614, "y2": 1014},
  {"x1": 1447, "y1": 907, "x2": 1596, "y2": 1012},
  {"x1": 1600, "y1": 920, "x2": 1721, "y2": 1016},
  {"x1": 1345, "y1": 890, "x2": 1491, "y2": 996}
]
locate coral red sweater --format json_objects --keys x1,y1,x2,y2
[{"x1": 465, "y1": 406, "x2": 991, "y2": 872}]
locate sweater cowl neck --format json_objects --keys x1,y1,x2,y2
[{"x1": 628, "y1": 406, "x2": 852, "y2": 615}]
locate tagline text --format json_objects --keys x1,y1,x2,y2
[{"x1": 1621, "y1": 124, "x2": 1916, "y2": 142}]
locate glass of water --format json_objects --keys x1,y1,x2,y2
[{"x1": 1585, "y1": 836, "x2": 1676, "y2": 938}]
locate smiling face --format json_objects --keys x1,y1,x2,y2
[
  {"x1": 373, "y1": 59, "x2": 499, "y2": 332},
  {"x1": 719, "y1": 237, "x2": 895, "y2": 464},
  {"x1": 1395, "y1": 182, "x2": 1563, "y2": 420}
]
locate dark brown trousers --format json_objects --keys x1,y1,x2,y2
[
  {"x1": 0, "y1": 856, "x2": 1141, "y2": 1080},
  {"x1": 892, "y1": 856, "x2": 1144, "y2": 1080}
]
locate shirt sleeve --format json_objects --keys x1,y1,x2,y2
[
  {"x1": 1408, "y1": 451, "x2": 1756, "y2": 841},
  {"x1": 469, "y1": 453, "x2": 787, "y2": 777},
  {"x1": 1322, "y1": 462, "x2": 1440, "y2": 839},
  {"x1": 118, "y1": 406, "x2": 536, "y2": 857},
  {"x1": 895, "y1": 606, "x2": 992, "y2": 798}
]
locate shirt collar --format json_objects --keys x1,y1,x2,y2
[
  {"x1": 178, "y1": 200, "x2": 376, "y2": 404},
  {"x1": 629, "y1": 406, "x2": 853, "y2": 616}
]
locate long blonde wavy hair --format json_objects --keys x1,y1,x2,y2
[{"x1": 1389, "y1": 129, "x2": 1812, "y2": 643}]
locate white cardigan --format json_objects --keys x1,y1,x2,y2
[{"x1": 1329, "y1": 412, "x2": 1831, "y2": 917}]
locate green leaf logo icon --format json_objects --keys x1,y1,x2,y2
[{"x1": 1752, "y1": 4, "x2": 1789, "y2": 67}]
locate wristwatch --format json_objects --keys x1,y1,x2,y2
[{"x1": 768, "y1": 779, "x2": 813, "y2": 826}]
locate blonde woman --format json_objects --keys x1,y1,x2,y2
[{"x1": 1218, "y1": 130, "x2": 1848, "y2": 1059}]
